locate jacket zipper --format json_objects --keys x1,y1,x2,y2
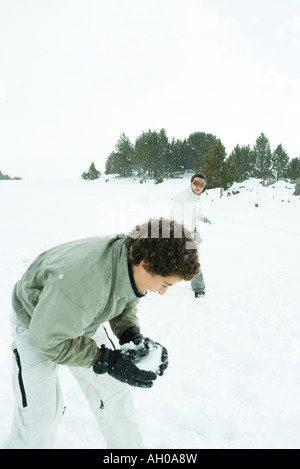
[{"x1": 13, "y1": 348, "x2": 28, "y2": 408}]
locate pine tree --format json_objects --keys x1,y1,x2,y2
[
  {"x1": 114, "y1": 133, "x2": 134, "y2": 177},
  {"x1": 169, "y1": 138, "x2": 186, "y2": 177},
  {"x1": 133, "y1": 131, "x2": 149, "y2": 178},
  {"x1": 105, "y1": 133, "x2": 133, "y2": 177},
  {"x1": 105, "y1": 151, "x2": 122, "y2": 175},
  {"x1": 286, "y1": 157, "x2": 300, "y2": 181},
  {"x1": 157, "y1": 129, "x2": 170, "y2": 178},
  {"x1": 133, "y1": 129, "x2": 170, "y2": 179},
  {"x1": 203, "y1": 139, "x2": 226, "y2": 188},
  {"x1": 222, "y1": 154, "x2": 237, "y2": 189},
  {"x1": 253, "y1": 133, "x2": 272, "y2": 178},
  {"x1": 81, "y1": 162, "x2": 101, "y2": 180},
  {"x1": 229, "y1": 144, "x2": 255, "y2": 181},
  {"x1": 187, "y1": 132, "x2": 217, "y2": 171},
  {"x1": 271, "y1": 144, "x2": 289, "y2": 180}
]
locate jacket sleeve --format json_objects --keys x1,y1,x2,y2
[
  {"x1": 27, "y1": 281, "x2": 99, "y2": 368},
  {"x1": 170, "y1": 191, "x2": 186, "y2": 224},
  {"x1": 109, "y1": 301, "x2": 140, "y2": 340}
]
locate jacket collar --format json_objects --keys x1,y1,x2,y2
[
  {"x1": 128, "y1": 262, "x2": 147, "y2": 298},
  {"x1": 114, "y1": 239, "x2": 141, "y2": 301}
]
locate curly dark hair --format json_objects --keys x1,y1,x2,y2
[{"x1": 125, "y1": 218, "x2": 200, "y2": 281}]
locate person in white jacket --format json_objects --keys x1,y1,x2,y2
[{"x1": 171, "y1": 173, "x2": 211, "y2": 298}]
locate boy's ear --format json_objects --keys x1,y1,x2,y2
[{"x1": 139, "y1": 260, "x2": 145, "y2": 270}]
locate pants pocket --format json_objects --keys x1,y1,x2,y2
[{"x1": 13, "y1": 348, "x2": 28, "y2": 408}]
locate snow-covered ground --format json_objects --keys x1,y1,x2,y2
[{"x1": 0, "y1": 175, "x2": 300, "y2": 449}]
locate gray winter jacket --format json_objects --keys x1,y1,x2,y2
[{"x1": 12, "y1": 236, "x2": 140, "y2": 368}]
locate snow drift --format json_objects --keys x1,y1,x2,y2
[{"x1": 0, "y1": 175, "x2": 299, "y2": 449}]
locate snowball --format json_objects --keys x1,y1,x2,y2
[
  {"x1": 135, "y1": 343, "x2": 163, "y2": 373},
  {"x1": 121, "y1": 341, "x2": 163, "y2": 373}
]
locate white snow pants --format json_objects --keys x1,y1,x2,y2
[{"x1": 4, "y1": 310, "x2": 144, "y2": 449}]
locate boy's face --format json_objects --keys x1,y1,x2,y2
[
  {"x1": 191, "y1": 177, "x2": 206, "y2": 195},
  {"x1": 133, "y1": 261, "x2": 181, "y2": 296}
]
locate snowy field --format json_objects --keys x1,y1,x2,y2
[{"x1": 0, "y1": 175, "x2": 300, "y2": 449}]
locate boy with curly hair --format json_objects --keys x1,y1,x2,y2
[{"x1": 4, "y1": 218, "x2": 199, "y2": 449}]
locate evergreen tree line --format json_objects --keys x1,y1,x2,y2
[
  {"x1": 0, "y1": 170, "x2": 21, "y2": 180},
  {"x1": 102, "y1": 130, "x2": 300, "y2": 189}
]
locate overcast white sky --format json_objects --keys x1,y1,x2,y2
[{"x1": 1, "y1": 0, "x2": 300, "y2": 179}]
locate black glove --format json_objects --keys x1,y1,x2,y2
[
  {"x1": 119, "y1": 326, "x2": 169, "y2": 376},
  {"x1": 93, "y1": 344, "x2": 157, "y2": 388},
  {"x1": 119, "y1": 326, "x2": 144, "y2": 346}
]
